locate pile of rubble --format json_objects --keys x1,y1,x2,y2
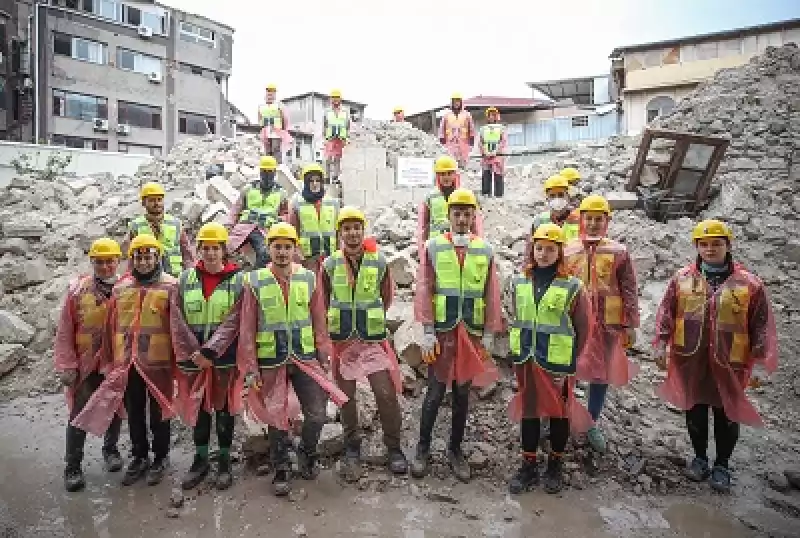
[{"x1": 349, "y1": 119, "x2": 447, "y2": 167}]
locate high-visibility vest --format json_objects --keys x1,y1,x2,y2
[
  {"x1": 112, "y1": 276, "x2": 176, "y2": 366},
  {"x1": 325, "y1": 109, "x2": 348, "y2": 140},
  {"x1": 445, "y1": 111, "x2": 469, "y2": 140},
  {"x1": 480, "y1": 123, "x2": 504, "y2": 153},
  {"x1": 72, "y1": 275, "x2": 108, "y2": 359},
  {"x1": 293, "y1": 194, "x2": 340, "y2": 258},
  {"x1": 564, "y1": 238, "x2": 627, "y2": 327},
  {"x1": 239, "y1": 187, "x2": 285, "y2": 229},
  {"x1": 178, "y1": 268, "x2": 243, "y2": 371},
  {"x1": 248, "y1": 267, "x2": 316, "y2": 369},
  {"x1": 259, "y1": 103, "x2": 283, "y2": 129},
  {"x1": 426, "y1": 190, "x2": 450, "y2": 239},
  {"x1": 509, "y1": 275, "x2": 582, "y2": 375},
  {"x1": 323, "y1": 251, "x2": 387, "y2": 342},
  {"x1": 130, "y1": 214, "x2": 184, "y2": 277},
  {"x1": 427, "y1": 235, "x2": 492, "y2": 335},
  {"x1": 532, "y1": 211, "x2": 580, "y2": 242}
]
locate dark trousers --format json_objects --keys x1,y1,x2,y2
[
  {"x1": 194, "y1": 407, "x2": 234, "y2": 449},
  {"x1": 247, "y1": 229, "x2": 269, "y2": 268},
  {"x1": 521, "y1": 417, "x2": 568, "y2": 454},
  {"x1": 65, "y1": 372, "x2": 121, "y2": 467},
  {"x1": 263, "y1": 138, "x2": 283, "y2": 164},
  {"x1": 685, "y1": 404, "x2": 740, "y2": 468},
  {"x1": 588, "y1": 383, "x2": 609, "y2": 421},
  {"x1": 481, "y1": 169, "x2": 504, "y2": 197},
  {"x1": 125, "y1": 366, "x2": 171, "y2": 460},
  {"x1": 418, "y1": 368, "x2": 471, "y2": 452},
  {"x1": 337, "y1": 369, "x2": 402, "y2": 450},
  {"x1": 269, "y1": 365, "x2": 328, "y2": 467}
]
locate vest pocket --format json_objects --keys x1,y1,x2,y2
[
  {"x1": 547, "y1": 334, "x2": 574, "y2": 367},
  {"x1": 76, "y1": 333, "x2": 94, "y2": 357},
  {"x1": 729, "y1": 332, "x2": 749, "y2": 365},
  {"x1": 147, "y1": 333, "x2": 171, "y2": 362},
  {"x1": 604, "y1": 296, "x2": 623, "y2": 325},
  {"x1": 366, "y1": 307, "x2": 385, "y2": 336},
  {"x1": 256, "y1": 331, "x2": 276, "y2": 358}
]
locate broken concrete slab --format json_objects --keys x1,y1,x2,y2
[
  {"x1": 0, "y1": 311, "x2": 35, "y2": 345},
  {"x1": 606, "y1": 191, "x2": 640, "y2": 210},
  {"x1": 0, "y1": 344, "x2": 25, "y2": 378}
]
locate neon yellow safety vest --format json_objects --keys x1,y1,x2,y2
[
  {"x1": 427, "y1": 235, "x2": 492, "y2": 335},
  {"x1": 239, "y1": 187, "x2": 285, "y2": 229},
  {"x1": 247, "y1": 267, "x2": 316, "y2": 368},
  {"x1": 130, "y1": 214, "x2": 183, "y2": 277},
  {"x1": 532, "y1": 211, "x2": 580, "y2": 242},
  {"x1": 325, "y1": 110, "x2": 348, "y2": 140},
  {"x1": 426, "y1": 191, "x2": 450, "y2": 239},
  {"x1": 480, "y1": 123, "x2": 504, "y2": 153},
  {"x1": 293, "y1": 194, "x2": 340, "y2": 258},
  {"x1": 323, "y1": 251, "x2": 387, "y2": 342},
  {"x1": 178, "y1": 268, "x2": 243, "y2": 371},
  {"x1": 259, "y1": 103, "x2": 283, "y2": 129},
  {"x1": 509, "y1": 275, "x2": 582, "y2": 375}
]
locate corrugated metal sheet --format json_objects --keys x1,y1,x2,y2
[{"x1": 516, "y1": 112, "x2": 619, "y2": 147}]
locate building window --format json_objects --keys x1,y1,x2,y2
[
  {"x1": 0, "y1": 79, "x2": 6, "y2": 110},
  {"x1": 571, "y1": 115, "x2": 589, "y2": 128},
  {"x1": 180, "y1": 22, "x2": 215, "y2": 48},
  {"x1": 118, "y1": 101, "x2": 162, "y2": 129},
  {"x1": 119, "y1": 142, "x2": 162, "y2": 157},
  {"x1": 54, "y1": 33, "x2": 106, "y2": 64},
  {"x1": 179, "y1": 111, "x2": 216, "y2": 135},
  {"x1": 646, "y1": 96, "x2": 675, "y2": 123},
  {"x1": 117, "y1": 48, "x2": 162, "y2": 76},
  {"x1": 51, "y1": 134, "x2": 108, "y2": 151},
  {"x1": 52, "y1": 90, "x2": 108, "y2": 120}
]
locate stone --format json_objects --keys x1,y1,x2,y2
[
  {"x1": 59, "y1": 177, "x2": 95, "y2": 195},
  {"x1": 763, "y1": 490, "x2": 800, "y2": 519},
  {"x1": 606, "y1": 191, "x2": 639, "y2": 210},
  {"x1": 467, "y1": 450, "x2": 489, "y2": 470},
  {"x1": 0, "y1": 344, "x2": 25, "y2": 377},
  {"x1": 386, "y1": 251, "x2": 416, "y2": 288},
  {"x1": 0, "y1": 239, "x2": 28, "y2": 256},
  {"x1": 385, "y1": 301, "x2": 412, "y2": 333},
  {"x1": 399, "y1": 362, "x2": 417, "y2": 390},
  {"x1": 767, "y1": 472, "x2": 792, "y2": 493},
  {"x1": 0, "y1": 312, "x2": 35, "y2": 344},
  {"x1": 169, "y1": 488, "x2": 184, "y2": 508},
  {"x1": 318, "y1": 423, "x2": 344, "y2": 456},
  {"x1": 201, "y1": 202, "x2": 227, "y2": 223},
  {"x1": 1, "y1": 220, "x2": 47, "y2": 239},
  {"x1": 355, "y1": 383, "x2": 377, "y2": 428},
  {"x1": 392, "y1": 320, "x2": 426, "y2": 369},
  {"x1": 292, "y1": 523, "x2": 308, "y2": 537},
  {"x1": 206, "y1": 176, "x2": 239, "y2": 208},
  {"x1": 785, "y1": 469, "x2": 800, "y2": 490}
]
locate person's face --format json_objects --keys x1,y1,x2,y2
[
  {"x1": 307, "y1": 174, "x2": 323, "y2": 193},
  {"x1": 696, "y1": 237, "x2": 729, "y2": 265},
  {"x1": 449, "y1": 205, "x2": 474, "y2": 234},
  {"x1": 199, "y1": 242, "x2": 225, "y2": 267},
  {"x1": 452, "y1": 99, "x2": 462, "y2": 111},
  {"x1": 488, "y1": 112, "x2": 499, "y2": 123},
  {"x1": 332, "y1": 97, "x2": 341, "y2": 107},
  {"x1": 582, "y1": 211, "x2": 608, "y2": 237},
  {"x1": 132, "y1": 249, "x2": 159, "y2": 273},
  {"x1": 394, "y1": 111, "x2": 404, "y2": 121},
  {"x1": 533, "y1": 240, "x2": 560, "y2": 267},
  {"x1": 266, "y1": 89, "x2": 276, "y2": 103},
  {"x1": 143, "y1": 195, "x2": 164, "y2": 215},
  {"x1": 437, "y1": 170, "x2": 456, "y2": 188},
  {"x1": 269, "y1": 239, "x2": 294, "y2": 267},
  {"x1": 546, "y1": 187, "x2": 568, "y2": 202},
  {"x1": 91, "y1": 256, "x2": 119, "y2": 279},
  {"x1": 340, "y1": 221, "x2": 364, "y2": 249}
]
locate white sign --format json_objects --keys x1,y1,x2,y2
[{"x1": 396, "y1": 157, "x2": 435, "y2": 187}]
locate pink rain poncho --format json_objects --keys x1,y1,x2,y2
[
  {"x1": 438, "y1": 109, "x2": 475, "y2": 168},
  {"x1": 323, "y1": 107, "x2": 350, "y2": 160},
  {"x1": 479, "y1": 122, "x2": 508, "y2": 176},
  {"x1": 226, "y1": 189, "x2": 289, "y2": 254},
  {"x1": 258, "y1": 105, "x2": 293, "y2": 156},
  {"x1": 653, "y1": 262, "x2": 778, "y2": 427}
]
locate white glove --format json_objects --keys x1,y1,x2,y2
[
  {"x1": 244, "y1": 372, "x2": 260, "y2": 389},
  {"x1": 481, "y1": 332, "x2": 495, "y2": 354},
  {"x1": 58, "y1": 369, "x2": 79, "y2": 387},
  {"x1": 420, "y1": 326, "x2": 437, "y2": 355},
  {"x1": 749, "y1": 364, "x2": 769, "y2": 388}
]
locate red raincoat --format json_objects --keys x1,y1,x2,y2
[
  {"x1": 438, "y1": 109, "x2": 475, "y2": 167},
  {"x1": 479, "y1": 122, "x2": 508, "y2": 176}
]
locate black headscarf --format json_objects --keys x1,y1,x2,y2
[{"x1": 302, "y1": 172, "x2": 325, "y2": 203}]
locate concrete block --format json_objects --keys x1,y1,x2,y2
[
  {"x1": 207, "y1": 176, "x2": 238, "y2": 208},
  {"x1": 201, "y1": 202, "x2": 227, "y2": 223},
  {"x1": 276, "y1": 164, "x2": 302, "y2": 197},
  {"x1": 606, "y1": 191, "x2": 640, "y2": 210},
  {"x1": 363, "y1": 147, "x2": 387, "y2": 170},
  {"x1": 195, "y1": 181, "x2": 210, "y2": 201},
  {"x1": 388, "y1": 188, "x2": 412, "y2": 206},
  {"x1": 376, "y1": 167, "x2": 395, "y2": 186},
  {"x1": 368, "y1": 189, "x2": 396, "y2": 207},
  {"x1": 342, "y1": 170, "x2": 376, "y2": 192},
  {"x1": 342, "y1": 188, "x2": 367, "y2": 207},
  {"x1": 411, "y1": 187, "x2": 431, "y2": 204},
  {"x1": 341, "y1": 147, "x2": 366, "y2": 171},
  {"x1": 223, "y1": 161, "x2": 238, "y2": 175}
]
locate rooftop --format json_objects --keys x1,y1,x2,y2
[
  {"x1": 406, "y1": 95, "x2": 550, "y2": 118},
  {"x1": 282, "y1": 92, "x2": 368, "y2": 109}
]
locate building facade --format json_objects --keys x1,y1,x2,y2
[{"x1": 0, "y1": 0, "x2": 35, "y2": 142}]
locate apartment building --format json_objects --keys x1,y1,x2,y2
[
  {"x1": 0, "y1": 0, "x2": 34, "y2": 142},
  {"x1": 22, "y1": 0, "x2": 233, "y2": 155}
]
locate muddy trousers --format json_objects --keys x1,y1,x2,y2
[
  {"x1": 65, "y1": 372, "x2": 121, "y2": 466},
  {"x1": 418, "y1": 370, "x2": 471, "y2": 452},
  {"x1": 481, "y1": 169, "x2": 504, "y2": 197},
  {"x1": 685, "y1": 404, "x2": 739, "y2": 468},
  {"x1": 521, "y1": 417, "x2": 568, "y2": 455},
  {"x1": 336, "y1": 369, "x2": 402, "y2": 450},
  {"x1": 193, "y1": 407, "x2": 234, "y2": 450},
  {"x1": 268, "y1": 365, "x2": 328, "y2": 468},
  {"x1": 125, "y1": 367, "x2": 171, "y2": 460}
]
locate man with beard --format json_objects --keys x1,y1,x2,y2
[
  {"x1": 438, "y1": 93, "x2": 475, "y2": 169},
  {"x1": 287, "y1": 163, "x2": 340, "y2": 274}
]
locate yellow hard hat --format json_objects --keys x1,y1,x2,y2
[
  {"x1": 266, "y1": 222, "x2": 299, "y2": 243},
  {"x1": 447, "y1": 188, "x2": 478, "y2": 208},
  {"x1": 393, "y1": 106, "x2": 403, "y2": 114},
  {"x1": 301, "y1": 163, "x2": 325, "y2": 180},
  {"x1": 337, "y1": 206, "x2": 367, "y2": 230},
  {"x1": 140, "y1": 182, "x2": 165, "y2": 200},
  {"x1": 485, "y1": 107, "x2": 499, "y2": 118},
  {"x1": 434, "y1": 155, "x2": 458, "y2": 173},
  {"x1": 128, "y1": 234, "x2": 163, "y2": 257},
  {"x1": 265, "y1": 83, "x2": 277, "y2": 91},
  {"x1": 533, "y1": 223, "x2": 566, "y2": 244},
  {"x1": 451, "y1": 92, "x2": 463, "y2": 100},
  {"x1": 578, "y1": 195, "x2": 611, "y2": 215},
  {"x1": 560, "y1": 167, "x2": 581, "y2": 183},
  {"x1": 259, "y1": 155, "x2": 278, "y2": 170},
  {"x1": 196, "y1": 222, "x2": 229, "y2": 244},
  {"x1": 88, "y1": 237, "x2": 122, "y2": 258},
  {"x1": 330, "y1": 89, "x2": 342, "y2": 98},
  {"x1": 691, "y1": 219, "x2": 733, "y2": 242},
  {"x1": 543, "y1": 175, "x2": 569, "y2": 193}
]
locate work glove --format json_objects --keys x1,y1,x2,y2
[
  {"x1": 621, "y1": 327, "x2": 636, "y2": 348},
  {"x1": 653, "y1": 342, "x2": 668, "y2": 371},
  {"x1": 749, "y1": 364, "x2": 769, "y2": 389},
  {"x1": 420, "y1": 326, "x2": 438, "y2": 364},
  {"x1": 58, "y1": 369, "x2": 79, "y2": 387},
  {"x1": 244, "y1": 371, "x2": 261, "y2": 390},
  {"x1": 481, "y1": 332, "x2": 495, "y2": 360}
]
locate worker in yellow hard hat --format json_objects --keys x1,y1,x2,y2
[
  {"x1": 174, "y1": 222, "x2": 245, "y2": 492},
  {"x1": 653, "y1": 219, "x2": 777, "y2": 494},
  {"x1": 521, "y1": 175, "x2": 581, "y2": 268},
  {"x1": 393, "y1": 106, "x2": 405, "y2": 122},
  {"x1": 324, "y1": 89, "x2": 350, "y2": 184},
  {"x1": 562, "y1": 195, "x2": 640, "y2": 456},
  {"x1": 479, "y1": 107, "x2": 507, "y2": 198},
  {"x1": 411, "y1": 188, "x2": 502, "y2": 484},
  {"x1": 560, "y1": 167, "x2": 583, "y2": 205},
  {"x1": 258, "y1": 83, "x2": 294, "y2": 164},
  {"x1": 127, "y1": 182, "x2": 194, "y2": 278},
  {"x1": 226, "y1": 155, "x2": 289, "y2": 268},
  {"x1": 438, "y1": 92, "x2": 475, "y2": 169},
  {"x1": 320, "y1": 206, "x2": 408, "y2": 482},
  {"x1": 507, "y1": 223, "x2": 593, "y2": 496},
  {"x1": 56, "y1": 238, "x2": 123, "y2": 492},
  {"x1": 287, "y1": 163, "x2": 340, "y2": 273}
]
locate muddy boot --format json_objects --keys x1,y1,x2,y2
[
  {"x1": 685, "y1": 456, "x2": 711, "y2": 482},
  {"x1": 64, "y1": 464, "x2": 86, "y2": 493},
  {"x1": 146, "y1": 456, "x2": 167, "y2": 486},
  {"x1": 410, "y1": 445, "x2": 431, "y2": 479},
  {"x1": 447, "y1": 448, "x2": 471, "y2": 483},
  {"x1": 387, "y1": 448, "x2": 408, "y2": 475},
  {"x1": 342, "y1": 443, "x2": 363, "y2": 483},
  {"x1": 709, "y1": 465, "x2": 732, "y2": 494},
  {"x1": 215, "y1": 457, "x2": 233, "y2": 491},
  {"x1": 587, "y1": 426, "x2": 607, "y2": 454},
  {"x1": 509, "y1": 460, "x2": 539, "y2": 494},
  {"x1": 103, "y1": 449, "x2": 123, "y2": 473},
  {"x1": 272, "y1": 466, "x2": 292, "y2": 497},
  {"x1": 182, "y1": 455, "x2": 210, "y2": 490},
  {"x1": 543, "y1": 456, "x2": 564, "y2": 494},
  {"x1": 297, "y1": 446, "x2": 320, "y2": 480},
  {"x1": 121, "y1": 457, "x2": 150, "y2": 487}
]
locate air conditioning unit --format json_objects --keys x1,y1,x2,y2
[
  {"x1": 117, "y1": 124, "x2": 131, "y2": 136},
  {"x1": 148, "y1": 71, "x2": 162, "y2": 84},
  {"x1": 137, "y1": 25, "x2": 153, "y2": 38},
  {"x1": 93, "y1": 118, "x2": 109, "y2": 132}
]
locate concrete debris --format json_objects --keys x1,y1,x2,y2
[
  {"x1": 318, "y1": 423, "x2": 344, "y2": 457},
  {"x1": 386, "y1": 251, "x2": 416, "y2": 287},
  {"x1": 0, "y1": 344, "x2": 25, "y2": 377},
  {"x1": 392, "y1": 320, "x2": 426, "y2": 369},
  {"x1": 0, "y1": 311, "x2": 35, "y2": 345}
]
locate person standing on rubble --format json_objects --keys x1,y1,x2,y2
[
  {"x1": 479, "y1": 107, "x2": 507, "y2": 198},
  {"x1": 506, "y1": 223, "x2": 594, "y2": 495},
  {"x1": 128, "y1": 182, "x2": 194, "y2": 278},
  {"x1": 438, "y1": 93, "x2": 475, "y2": 169},
  {"x1": 258, "y1": 83, "x2": 293, "y2": 164},
  {"x1": 320, "y1": 206, "x2": 408, "y2": 482},
  {"x1": 411, "y1": 188, "x2": 503, "y2": 483},
  {"x1": 653, "y1": 219, "x2": 777, "y2": 494},
  {"x1": 72, "y1": 234, "x2": 179, "y2": 487},
  {"x1": 522, "y1": 175, "x2": 580, "y2": 265},
  {"x1": 393, "y1": 106, "x2": 405, "y2": 122},
  {"x1": 55, "y1": 238, "x2": 124, "y2": 492},
  {"x1": 226, "y1": 155, "x2": 289, "y2": 269},
  {"x1": 563, "y1": 195, "x2": 640, "y2": 453},
  {"x1": 323, "y1": 89, "x2": 350, "y2": 184},
  {"x1": 287, "y1": 163, "x2": 340, "y2": 274}
]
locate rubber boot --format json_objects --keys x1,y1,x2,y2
[
  {"x1": 146, "y1": 456, "x2": 167, "y2": 486},
  {"x1": 543, "y1": 456, "x2": 564, "y2": 494},
  {"x1": 509, "y1": 460, "x2": 539, "y2": 494},
  {"x1": 387, "y1": 448, "x2": 408, "y2": 475},
  {"x1": 215, "y1": 456, "x2": 233, "y2": 491},
  {"x1": 272, "y1": 466, "x2": 292, "y2": 496},
  {"x1": 342, "y1": 442, "x2": 363, "y2": 483},
  {"x1": 297, "y1": 445, "x2": 320, "y2": 480},
  {"x1": 182, "y1": 455, "x2": 210, "y2": 490},
  {"x1": 410, "y1": 445, "x2": 431, "y2": 479},
  {"x1": 64, "y1": 464, "x2": 86, "y2": 493},
  {"x1": 121, "y1": 457, "x2": 150, "y2": 487},
  {"x1": 103, "y1": 449, "x2": 123, "y2": 473},
  {"x1": 447, "y1": 448, "x2": 471, "y2": 483}
]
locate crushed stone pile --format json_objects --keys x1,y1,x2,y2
[{"x1": 348, "y1": 119, "x2": 447, "y2": 167}]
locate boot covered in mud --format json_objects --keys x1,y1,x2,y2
[
  {"x1": 121, "y1": 456, "x2": 150, "y2": 486},
  {"x1": 387, "y1": 448, "x2": 408, "y2": 475},
  {"x1": 509, "y1": 459, "x2": 539, "y2": 494},
  {"x1": 272, "y1": 465, "x2": 292, "y2": 496},
  {"x1": 341, "y1": 442, "x2": 363, "y2": 483},
  {"x1": 297, "y1": 444, "x2": 320, "y2": 480},
  {"x1": 215, "y1": 455, "x2": 233, "y2": 491},
  {"x1": 543, "y1": 455, "x2": 564, "y2": 494},
  {"x1": 146, "y1": 456, "x2": 168, "y2": 486},
  {"x1": 447, "y1": 447, "x2": 471, "y2": 483},
  {"x1": 64, "y1": 464, "x2": 86, "y2": 493},
  {"x1": 410, "y1": 444, "x2": 431, "y2": 479},
  {"x1": 182, "y1": 455, "x2": 210, "y2": 490}
]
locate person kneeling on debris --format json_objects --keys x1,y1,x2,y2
[
  {"x1": 653, "y1": 219, "x2": 778, "y2": 494},
  {"x1": 169, "y1": 223, "x2": 245, "y2": 491},
  {"x1": 226, "y1": 155, "x2": 289, "y2": 269},
  {"x1": 507, "y1": 223, "x2": 594, "y2": 494},
  {"x1": 479, "y1": 107, "x2": 507, "y2": 198},
  {"x1": 71, "y1": 234, "x2": 179, "y2": 487},
  {"x1": 564, "y1": 195, "x2": 640, "y2": 453},
  {"x1": 288, "y1": 163, "x2": 341, "y2": 274},
  {"x1": 55, "y1": 238, "x2": 124, "y2": 492},
  {"x1": 411, "y1": 188, "x2": 503, "y2": 482},
  {"x1": 321, "y1": 206, "x2": 408, "y2": 482}
]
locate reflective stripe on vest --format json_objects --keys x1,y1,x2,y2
[
  {"x1": 325, "y1": 110, "x2": 348, "y2": 139},
  {"x1": 509, "y1": 275, "x2": 581, "y2": 375},
  {"x1": 113, "y1": 279, "x2": 174, "y2": 365},
  {"x1": 73, "y1": 276, "x2": 108, "y2": 358},
  {"x1": 426, "y1": 191, "x2": 450, "y2": 239},
  {"x1": 532, "y1": 211, "x2": 579, "y2": 242},
  {"x1": 259, "y1": 103, "x2": 283, "y2": 129},
  {"x1": 294, "y1": 194, "x2": 340, "y2": 258},
  {"x1": 248, "y1": 267, "x2": 316, "y2": 369},
  {"x1": 323, "y1": 251, "x2": 387, "y2": 342},
  {"x1": 427, "y1": 235, "x2": 492, "y2": 335},
  {"x1": 446, "y1": 112, "x2": 467, "y2": 140},
  {"x1": 239, "y1": 188, "x2": 284, "y2": 229},
  {"x1": 178, "y1": 269, "x2": 243, "y2": 371},
  {"x1": 131, "y1": 214, "x2": 183, "y2": 277},
  {"x1": 480, "y1": 123, "x2": 503, "y2": 153}
]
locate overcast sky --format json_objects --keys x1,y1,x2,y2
[{"x1": 162, "y1": 0, "x2": 800, "y2": 120}]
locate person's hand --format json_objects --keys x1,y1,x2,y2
[
  {"x1": 317, "y1": 351, "x2": 331, "y2": 373},
  {"x1": 244, "y1": 371, "x2": 261, "y2": 390},
  {"x1": 653, "y1": 342, "x2": 668, "y2": 371},
  {"x1": 481, "y1": 332, "x2": 495, "y2": 360},
  {"x1": 58, "y1": 369, "x2": 79, "y2": 387},
  {"x1": 190, "y1": 351, "x2": 213, "y2": 370},
  {"x1": 749, "y1": 364, "x2": 769, "y2": 388},
  {"x1": 420, "y1": 327, "x2": 438, "y2": 364},
  {"x1": 622, "y1": 327, "x2": 636, "y2": 348}
]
